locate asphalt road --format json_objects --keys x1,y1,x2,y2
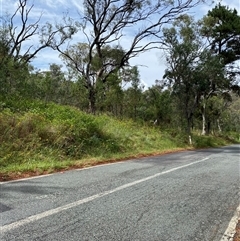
[{"x1": 0, "y1": 144, "x2": 239, "y2": 241}]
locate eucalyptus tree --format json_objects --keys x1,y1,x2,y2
[
  {"x1": 195, "y1": 51, "x2": 229, "y2": 135},
  {"x1": 56, "y1": 0, "x2": 207, "y2": 114},
  {"x1": 162, "y1": 12, "x2": 238, "y2": 139},
  {"x1": 162, "y1": 15, "x2": 204, "y2": 142},
  {"x1": 60, "y1": 43, "x2": 126, "y2": 113}
]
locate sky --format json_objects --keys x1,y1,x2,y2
[{"x1": 1, "y1": 0, "x2": 239, "y2": 88}]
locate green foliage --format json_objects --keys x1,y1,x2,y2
[
  {"x1": 163, "y1": 12, "x2": 240, "y2": 138},
  {"x1": 142, "y1": 85, "x2": 172, "y2": 125},
  {"x1": 202, "y1": 3, "x2": 240, "y2": 65},
  {"x1": 123, "y1": 66, "x2": 144, "y2": 120},
  {"x1": 193, "y1": 135, "x2": 228, "y2": 148},
  {"x1": 163, "y1": 15, "x2": 204, "y2": 135},
  {"x1": 0, "y1": 45, "x2": 30, "y2": 96}
]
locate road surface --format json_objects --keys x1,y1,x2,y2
[{"x1": 1, "y1": 145, "x2": 239, "y2": 241}]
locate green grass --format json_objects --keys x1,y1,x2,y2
[{"x1": 0, "y1": 97, "x2": 239, "y2": 180}]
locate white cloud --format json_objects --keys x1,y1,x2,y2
[
  {"x1": 1, "y1": 0, "x2": 15, "y2": 14},
  {"x1": 71, "y1": 0, "x2": 84, "y2": 13},
  {"x1": 39, "y1": 0, "x2": 68, "y2": 9}
]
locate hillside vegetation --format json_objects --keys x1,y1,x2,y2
[{"x1": 0, "y1": 98, "x2": 238, "y2": 181}]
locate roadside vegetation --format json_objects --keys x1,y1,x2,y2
[
  {"x1": 0, "y1": 98, "x2": 183, "y2": 179},
  {"x1": 0, "y1": 98, "x2": 238, "y2": 181}
]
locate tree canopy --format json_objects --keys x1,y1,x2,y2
[{"x1": 202, "y1": 4, "x2": 240, "y2": 67}]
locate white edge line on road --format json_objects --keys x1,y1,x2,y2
[
  {"x1": 0, "y1": 157, "x2": 210, "y2": 233},
  {"x1": 0, "y1": 161, "x2": 127, "y2": 185},
  {"x1": 0, "y1": 173, "x2": 54, "y2": 185},
  {"x1": 220, "y1": 205, "x2": 240, "y2": 241}
]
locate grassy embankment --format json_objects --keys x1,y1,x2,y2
[{"x1": 0, "y1": 98, "x2": 239, "y2": 181}]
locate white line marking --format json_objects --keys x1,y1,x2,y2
[
  {"x1": 0, "y1": 174, "x2": 54, "y2": 185},
  {"x1": 220, "y1": 205, "x2": 240, "y2": 241},
  {"x1": 0, "y1": 157, "x2": 209, "y2": 233},
  {"x1": 0, "y1": 161, "x2": 126, "y2": 185}
]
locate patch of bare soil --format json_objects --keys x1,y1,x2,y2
[
  {"x1": 233, "y1": 219, "x2": 240, "y2": 241},
  {"x1": 0, "y1": 171, "x2": 51, "y2": 182}
]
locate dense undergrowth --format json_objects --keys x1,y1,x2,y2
[{"x1": 0, "y1": 97, "x2": 239, "y2": 180}]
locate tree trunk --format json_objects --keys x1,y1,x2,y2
[
  {"x1": 201, "y1": 103, "x2": 206, "y2": 135},
  {"x1": 188, "y1": 135, "x2": 192, "y2": 145},
  {"x1": 187, "y1": 114, "x2": 193, "y2": 145},
  {"x1": 217, "y1": 118, "x2": 222, "y2": 133}
]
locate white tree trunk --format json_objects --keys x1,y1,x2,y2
[
  {"x1": 189, "y1": 135, "x2": 192, "y2": 145},
  {"x1": 201, "y1": 103, "x2": 206, "y2": 135},
  {"x1": 217, "y1": 118, "x2": 222, "y2": 133}
]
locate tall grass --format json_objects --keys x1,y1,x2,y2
[{"x1": 0, "y1": 97, "x2": 238, "y2": 179}]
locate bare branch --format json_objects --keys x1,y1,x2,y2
[{"x1": 1, "y1": 0, "x2": 76, "y2": 65}]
